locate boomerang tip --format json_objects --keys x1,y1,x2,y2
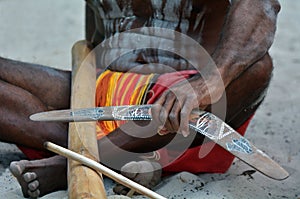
[
  {"x1": 29, "y1": 112, "x2": 61, "y2": 122},
  {"x1": 269, "y1": 168, "x2": 289, "y2": 181},
  {"x1": 29, "y1": 113, "x2": 41, "y2": 121}
]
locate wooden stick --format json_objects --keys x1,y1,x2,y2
[
  {"x1": 68, "y1": 40, "x2": 107, "y2": 198},
  {"x1": 45, "y1": 142, "x2": 167, "y2": 199}
]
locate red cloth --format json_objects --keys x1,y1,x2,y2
[
  {"x1": 147, "y1": 70, "x2": 198, "y2": 104},
  {"x1": 17, "y1": 146, "x2": 53, "y2": 160}
]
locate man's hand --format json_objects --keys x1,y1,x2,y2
[{"x1": 152, "y1": 73, "x2": 225, "y2": 137}]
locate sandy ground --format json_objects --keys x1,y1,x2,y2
[{"x1": 0, "y1": 0, "x2": 299, "y2": 198}]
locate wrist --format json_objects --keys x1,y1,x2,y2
[{"x1": 212, "y1": 49, "x2": 245, "y2": 87}]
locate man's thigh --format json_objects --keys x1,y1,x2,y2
[{"x1": 0, "y1": 57, "x2": 71, "y2": 109}]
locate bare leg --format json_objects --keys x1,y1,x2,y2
[
  {"x1": 0, "y1": 57, "x2": 70, "y2": 149},
  {"x1": 0, "y1": 57, "x2": 70, "y2": 197},
  {"x1": 0, "y1": 78, "x2": 68, "y2": 149},
  {"x1": 0, "y1": 57, "x2": 70, "y2": 110}
]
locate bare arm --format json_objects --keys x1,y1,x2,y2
[
  {"x1": 215, "y1": 0, "x2": 281, "y2": 86},
  {"x1": 152, "y1": 0, "x2": 281, "y2": 136}
]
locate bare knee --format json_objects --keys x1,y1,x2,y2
[
  {"x1": 223, "y1": 52, "x2": 274, "y2": 127},
  {"x1": 253, "y1": 53, "x2": 274, "y2": 87}
]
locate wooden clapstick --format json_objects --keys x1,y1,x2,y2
[{"x1": 68, "y1": 40, "x2": 107, "y2": 198}]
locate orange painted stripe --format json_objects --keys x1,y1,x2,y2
[
  {"x1": 119, "y1": 73, "x2": 140, "y2": 105},
  {"x1": 95, "y1": 70, "x2": 155, "y2": 139}
]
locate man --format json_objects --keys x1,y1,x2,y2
[{"x1": 0, "y1": 0, "x2": 280, "y2": 198}]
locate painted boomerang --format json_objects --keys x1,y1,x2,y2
[{"x1": 30, "y1": 105, "x2": 289, "y2": 180}]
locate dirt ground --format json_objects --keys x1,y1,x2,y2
[{"x1": 0, "y1": 0, "x2": 299, "y2": 198}]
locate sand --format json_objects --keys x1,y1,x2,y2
[{"x1": 0, "y1": 0, "x2": 299, "y2": 198}]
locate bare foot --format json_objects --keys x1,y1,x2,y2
[
  {"x1": 113, "y1": 161, "x2": 162, "y2": 195},
  {"x1": 9, "y1": 155, "x2": 67, "y2": 198}
]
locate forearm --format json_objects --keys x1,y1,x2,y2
[{"x1": 213, "y1": 0, "x2": 280, "y2": 87}]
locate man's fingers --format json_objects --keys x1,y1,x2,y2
[
  {"x1": 175, "y1": 93, "x2": 200, "y2": 137},
  {"x1": 179, "y1": 102, "x2": 193, "y2": 137},
  {"x1": 153, "y1": 91, "x2": 181, "y2": 134},
  {"x1": 152, "y1": 91, "x2": 172, "y2": 124},
  {"x1": 152, "y1": 85, "x2": 200, "y2": 137},
  {"x1": 159, "y1": 93, "x2": 176, "y2": 130},
  {"x1": 151, "y1": 96, "x2": 165, "y2": 126},
  {"x1": 167, "y1": 98, "x2": 182, "y2": 132}
]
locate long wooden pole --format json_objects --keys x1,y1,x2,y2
[
  {"x1": 45, "y1": 142, "x2": 167, "y2": 199},
  {"x1": 68, "y1": 40, "x2": 107, "y2": 198}
]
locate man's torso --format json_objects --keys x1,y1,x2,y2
[{"x1": 87, "y1": 0, "x2": 230, "y2": 73}]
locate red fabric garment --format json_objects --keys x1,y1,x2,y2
[
  {"x1": 147, "y1": 70, "x2": 198, "y2": 104},
  {"x1": 17, "y1": 146, "x2": 53, "y2": 160}
]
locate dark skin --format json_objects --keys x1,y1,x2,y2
[{"x1": 0, "y1": 0, "x2": 280, "y2": 197}]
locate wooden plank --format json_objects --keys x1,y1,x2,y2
[{"x1": 68, "y1": 40, "x2": 107, "y2": 198}]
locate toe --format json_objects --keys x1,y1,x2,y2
[
  {"x1": 121, "y1": 162, "x2": 139, "y2": 179},
  {"x1": 113, "y1": 184, "x2": 130, "y2": 195},
  {"x1": 28, "y1": 180, "x2": 39, "y2": 191},
  {"x1": 28, "y1": 189, "x2": 40, "y2": 198},
  {"x1": 23, "y1": 172, "x2": 37, "y2": 183},
  {"x1": 9, "y1": 161, "x2": 25, "y2": 176}
]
